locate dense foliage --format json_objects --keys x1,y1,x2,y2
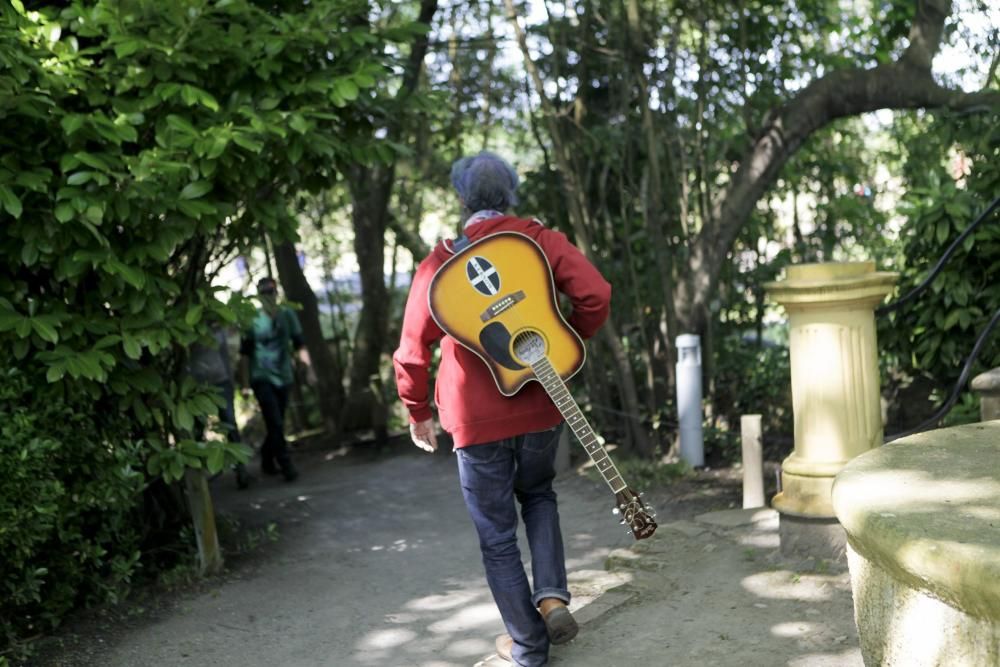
[
  {"x1": 0, "y1": 0, "x2": 416, "y2": 653},
  {"x1": 879, "y1": 109, "x2": 1000, "y2": 424},
  {"x1": 0, "y1": 369, "x2": 144, "y2": 649}
]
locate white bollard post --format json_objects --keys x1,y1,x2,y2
[
  {"x1": 741, "y1": 415, "x2": 764, "y2": 509},
  {"x1": 675, "y1": 334, "x2": 704, "y2": 468}
]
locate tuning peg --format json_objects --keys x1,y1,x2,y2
[{"x1": 611, "y1": 507, "x2": 620, "y2": 515}]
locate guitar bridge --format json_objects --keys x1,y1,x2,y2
[{"x1": 480, "y1": 290, "x2": 526, "y2": 322}]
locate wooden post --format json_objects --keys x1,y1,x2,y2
[
  {"x1": 741, "y1": 414, "x2": 765, "y2": 509},
  {"x1": 183, "y1": 468, "x2": 224, "y2": 575}
]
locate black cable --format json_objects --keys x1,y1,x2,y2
[
  {"x1": 877, "y1": 195, "x2": 1000, "y2": 317},
  {"x1": 884, "y1": 305, "x2": 1000, "y2": 443}
]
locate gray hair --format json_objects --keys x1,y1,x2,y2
[{"x1": 450, "y1": 151, "x2": 519, "y2": 214}]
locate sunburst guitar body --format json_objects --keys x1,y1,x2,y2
[{"x1": 428, "y1": 231, "x2": 657, "y2": 540}]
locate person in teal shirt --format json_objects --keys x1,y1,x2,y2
[{"x1": 239, "y1": 277, "x2": 312, "y2": 481}]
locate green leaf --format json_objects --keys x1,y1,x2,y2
[
  {"x1": 225, "y1": 442, "x2": 252, "y2": 464},
  {"x1": 195, "y1": 393, "x2": 221, "y2": 416},
  {"x1": 66, "y1": 171, "x2": 94, "y2": 186},
  {"x1": 0, "y1": 311, "x2": 23, "y2": 332},
  {"x1": 169, "y1": 459, "x2": 185, "y2": 482},
  {"x1": 334, "y1": 78, "x2": 359, "y2": 101},
  {"x1": 166, "y1": 114, "x2": 198, "y2": 136},
  {"x1": 31, "y1": 318, "x2": 58, "y2": 344},
  {"x1": 16, "y1": 169, "x2": 51, "y2": 191},
  {"x1": 61, "y1": 115, "x2": 84, "y2": 135},
  {"x1": 15, "y1": 318, "x2": 31, "y2": 338},
  {"x1": 84, "y1": 205, "x2": 103, "y2": 224},
  {"x1": 232, "y1": 133, "x2": 264, "y2": 153},
  {"x1": 76, "y1": 153, "x2": 112, "y2": 172},
  {"x1": 106, "y1": 259, "x2": 146, "y2": 289},
  {"x1": 46, "y1": 364, "x2": 66, "y2": 383},
  {"x1": 185, "y1": 305, "x2": 204, "y2": 326},
  {"x1": 54, "y1": 202, "x2": 74, "y2": 222},
  {"x1": 0, "y1": 186, "x2": 22, "y2": 218},
  {"x1": 173, "y1": 403, "x2": 194, "y2": 432},
  {"x1": 206, "y1": 133, "x2": 230, "y2": 159},
  {"x1": 114, "y1": 39, "x2": 142, "y2": 58},
  {"x1": 288, "y1": 113, "x2": 309, "y2": 134},
  {"x1": 21, "y1": 242, "x2": 38, "y2": 266},
  {"x1": 196, "y1": 90, "x2": 219, "y2": 112},
  {"x1": 935, "y1": 219, "x2": 950, "y2": 245},
  {"x1": 209, "y1": 301, "x2": 238, "y2": 324},
  {"x1": 353, "y1": 72, "x2": 376, "y2": 88},
  {"x1": 206, "y1": 446, "x2": 225, "y2": 475},
  {"x1": 155, "y1": 83, "x2": 180, "y2": 102},
  {"x1": 258, "y1": 97, "x2": 281, "y2": 111},
  {"x1": 94, "y1": 334, "x2": 121, "y2": 350},
  {"x1": 180, "y1": 181, "x2": 212, "y2": 200},
  {"x1": 122, "y1": 334, "x2": 142, "y2": 360},
  {"x1": 942, "y1": 309, "x2": 962, "y2": 330}
]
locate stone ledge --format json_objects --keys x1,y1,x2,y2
[
  {"x1": 846, "y1": 542, "x2": 1000, "y2": 666},
  {"x1": 832, "y1": 420, "x2": 1000, "y2": 621}
]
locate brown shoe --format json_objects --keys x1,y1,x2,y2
[
  {"x1": 495, "y1": 634, "x2": 513, "y2": 662},
  {"x1": 541, "y1": 603, "x2": 578, "y2": 645}
]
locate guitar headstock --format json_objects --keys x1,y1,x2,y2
[{"x1": 613, "y1": 487, "x2": 658, "y2": 540}]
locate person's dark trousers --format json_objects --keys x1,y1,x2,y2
[
  {"x1": 251, "y1": 379, "x2": 296, "y2": 479},
  {"x1": 455, "y1": 424, "x2": 570, "y2": 667}
]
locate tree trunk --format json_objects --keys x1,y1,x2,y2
[
  {"x1": 342, "y1": 0, "x2": 439, "y2": 432},
  {"x1": 506, "y1": 0, "x2": 652, "y2": 457},
  {"x1": 342, "y1": 172, "x2": 392, "y2": 430},
  {"x1": 273, "y1": 240, "x2": 344, "y2": 434}
]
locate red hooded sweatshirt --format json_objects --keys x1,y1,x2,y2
[{"x1": 392, "y1": 215, "x2": 611, "y2": 448}]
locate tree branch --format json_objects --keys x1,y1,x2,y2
[
  {"x1": 386, "y1": 212, "x2": 429, "y2": 259},
  {"x1": 678, "y1": 0, "x2": 1000, "y2": 328}
]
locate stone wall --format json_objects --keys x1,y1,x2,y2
[{"x1": 832, "y1": 421, "x2": 1000, "y2": 666}]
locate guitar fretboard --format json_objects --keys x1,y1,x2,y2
[{"x1": 530, "y1": 356, "x2": 626, "y2": 494}]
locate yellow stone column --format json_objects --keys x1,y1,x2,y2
[{"x1": 765, "y1": 262, "x2": 897, "y2": 555}]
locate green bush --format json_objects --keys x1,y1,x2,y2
[
  {"x1": 879, "y1": 110, "x2": 1000, "y2": 407},
  {"x1": 0, "y1": 369, "x2": 144, "y2": 653},
  {"x1": 710, "y1": 334, "x2": 793, "y2": 463}
]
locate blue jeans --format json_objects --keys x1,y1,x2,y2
[{"x1": 456, "y1": 425, "x2": 569, "y2": 667}]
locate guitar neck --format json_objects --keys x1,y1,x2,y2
[{"x1": 530, "y1": 356, "x2": 627, "y2": 494}]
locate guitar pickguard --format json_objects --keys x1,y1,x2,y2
[{"x1": 479, "y1": 322, "x2": 525, "y2": 371}]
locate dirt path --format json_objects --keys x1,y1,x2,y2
[{"x1": 32, "y1": 442, "x2": 861, "y2": 667}]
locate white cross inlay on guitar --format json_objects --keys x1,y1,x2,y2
[{"x1": 468, "y1": 257, "x2": 500, "y2": 295}]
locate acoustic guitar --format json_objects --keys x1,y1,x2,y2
[{"x1": 428, "y1": 231, "x2": 657, "y2": 540}]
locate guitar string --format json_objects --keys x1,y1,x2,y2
[
  {"x1": 530, "y1": 355, "x2": 628, "y2": 495},
  {"x1": 493, "y1": 254, "x2": 630, "y2": 496},
  {"x1": 469, "y1": 239, "x2": 652, "y2": 534}
]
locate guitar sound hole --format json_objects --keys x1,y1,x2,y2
[{"x1": 512, "y1": 330, "x2": 546, "y2": 365}]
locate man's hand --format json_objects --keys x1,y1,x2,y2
[
  {"x1": 297, "y1": 349, "x2": 317, "y2": 385},
  {"x1": 301, "y1": 362, "x2": 318, "y2": 386},
  {"x1": 409, "y1": 418, "x2": 438, "y2": 453}
]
